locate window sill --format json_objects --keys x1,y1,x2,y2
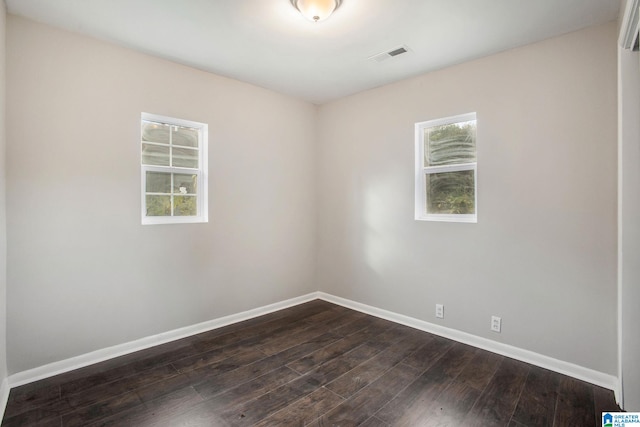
[
  {"x1": 142, "y1": 216, "x2": 208, "y2": 225},
  {"x1": 415, "y1": 214, "x2": 477, "y2": 223}
]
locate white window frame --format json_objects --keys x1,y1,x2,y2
[
  {"x1": 415, "y1": 112, "x2": 477, "y2": 223},
  {"x1": 141, "y1": 112, "x2": 208, "y2": 225}
]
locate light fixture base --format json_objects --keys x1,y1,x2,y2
[{"x1": 290, "y1": 0, "x2": 343, "y2": 22}]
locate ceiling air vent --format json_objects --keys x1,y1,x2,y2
[
  {"x1": 368, "y1": 45, "x2": 411, "y2": 63},
  {"x1": 388, "y1": 47, "x2": 408, "y2": 56}
]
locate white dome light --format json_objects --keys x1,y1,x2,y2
[{"x1": 290, "y1": 0, "x2": 342, "y2": 22}]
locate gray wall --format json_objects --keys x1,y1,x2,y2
[
  {"x1": 0, "y1": 0, "x2": 8, "y2": 389},
  {"x1": 316, "y1": 22, "x2": 618, "y2": 375},
  {"x1": 619, "y1": 1, "x2": 640, "y2": 409},
  {"x1": 6, "y1": 16, "x2": 317, "y2": 373}
]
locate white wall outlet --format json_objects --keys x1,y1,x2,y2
[
  {"x1": 491, "y1": 316, "x2": 501, "y2": 332},
  {"x1": 435, "y1": 304, "x2": 444, "y2": 319}
]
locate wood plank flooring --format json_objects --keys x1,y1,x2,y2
[{"x1": 1, "y1": 300, "x2": 621, "y2": 426}]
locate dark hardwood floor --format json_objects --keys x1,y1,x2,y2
[{"x1": 1, "y1": 300, "x2": 620, "y2": 426}]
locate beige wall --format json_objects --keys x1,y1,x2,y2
[
  {"x1": 6, "y1": 16, "x2": 317, "y2": 373},
  {"x1": 316, "y1": 22, "x2": 618, "y2": 375},
  {"x1": 0, "y1": 0, "x2": 8, "y2": 389}
]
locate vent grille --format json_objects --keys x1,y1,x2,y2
[
  {"x1": 388, "y1": 47, "x2": 408, "y2": 57},
  {"x1": 368, "y1": 45, "x2": 411, "y2": 63}
]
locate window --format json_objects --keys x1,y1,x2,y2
[
  {"x1": 415, "y1": 112, "x2": 477, "y2": 222},
  {"x1": 141, "y1": 113, "x2": 208, "y2": 225}
]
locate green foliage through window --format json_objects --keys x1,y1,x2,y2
[
  {"x1": 426, "y1": 170, "x2": 475, "y2": 214},
  {"x1": 425, "y1": 121, "x2": 476, "y2": 167},
  {"x1": 145, "y1": 172, "x2": 198, "y2": 217}
]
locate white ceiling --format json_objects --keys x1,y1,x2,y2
[{"x1": 5, "y1": 0, "x2": 620, "y2": 104}]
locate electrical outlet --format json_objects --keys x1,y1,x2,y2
[
  {"x1": 435, "y1": 304, "x2": 444, "y2": 319},
  {"x1": 491, "y1": 316, "x2": 501, "y2": 333}
]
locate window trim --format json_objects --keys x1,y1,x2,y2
[
  {"x1": 141, "y1": 112, "x2": 208, "y2": 225},
  {"x1": 415, "y1": 112, "x2": 477, "y2": 223}
]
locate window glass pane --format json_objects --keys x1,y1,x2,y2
[
  {"x1": 142, "y1": 143, "x2": 170, "y2": 166},
  {"x1": 426, "y1": 170, "x2": 475, "y2": 215},
  {"x1": 146, "y1": 172, "x2": 171, "y2": 193},
  {"x1": 146, "y1": 195, "x2": 171, "y2": 216},
  {"x1": 173, "y1": 174, "x2": 197, "y2": 195},
  {"x1": 142, "y1": 122, "x2": 170, "y2": 144},
  {"x1": 425, "y1": 120, "x2": 476, "y2": 167},
  {"x1": 172, "y1": 147, "x2": 198, "y2": 168},
  {"x1": 174, "y1": 196, "x2": 197, "y2": 216},
  {"x1": 172, "y1": 126, "x2": 199, "y2": 148}
]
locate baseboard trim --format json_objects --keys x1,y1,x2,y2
[
  {"x1": 7, "y1": 291, "x2": 618, "y2": 396},
  {"x1": 318, "y1": 292, "x2": 618, "y2": 393},
  {"x1": 0, "y1": 378, "x2": 9, "y2": 421},
  {"x1": 8, "y1": 292, "x2": 320, "y2": 388}
]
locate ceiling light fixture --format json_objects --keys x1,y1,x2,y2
[{"x1": 290, "y1": 0, "x2": 342, "y2": 22}]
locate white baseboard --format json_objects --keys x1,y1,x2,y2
[
  {"x1": 8, "y1": 292, "x2": 320, "y2": 388},
  {"x1": 6, "y1": 290, "x2": 618, "y2": 401},
  {"x1": 0, "y1": 377, "x2": 9, "y2": 421},
  {"x1": 318, "y1": 292, "x2": 619, "y2": 393}
]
